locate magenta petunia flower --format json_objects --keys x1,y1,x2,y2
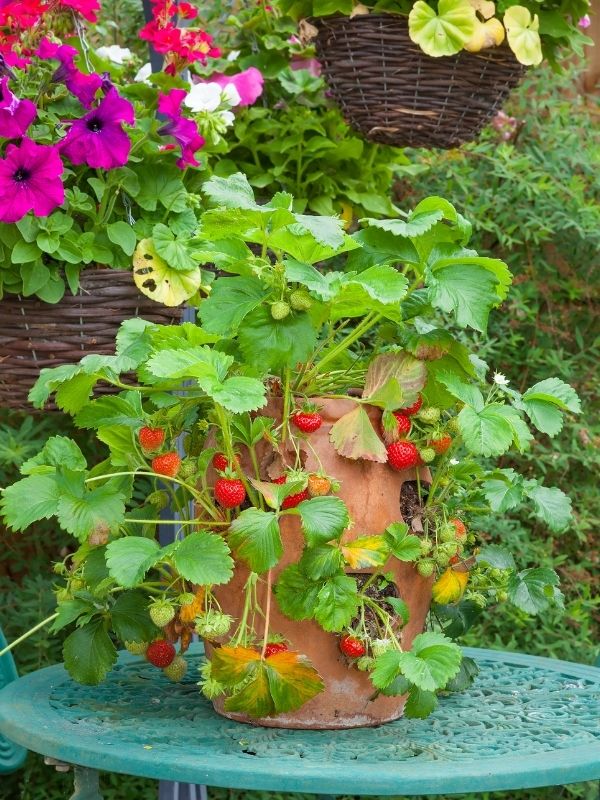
[
  {"x1": 158, "y1": 88, "x2": 205, "y2": 169},
  {"x1": 0, "y1": 138, "x2": 64, "y2": 223},
  {"x1": 578, "y1": 14, "x2": 591, "y2": 28},
  {"x1": 60, "y1": 88, "x2": 134, "y2": 170},
  {"x1": 37, "y1": 38, "x2": 102, "y2": 108},
  {"x1": 210, "y1": 67, "x2": 264, "y2": 107},
  {"x1": 0, "y1": 76, "x2": 37, "y2": 137}
]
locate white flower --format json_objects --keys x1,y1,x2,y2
[
  {"x1": 221, "y1": 83, "x2": 241, "y2": 107},
  {"x1": 134, "y1": 63, "x2": 152, "y2": 84},
  {"x1": 184, "y1": 83, "x2": 223, "y2": 112},
  {"x1": 449, "y1": 458, "x2": 459, "y2": 465},
  {"x1": 219, "y1": 110, "x2": 236, "y2": 127},
  {"x1": 227, "y1": 49, "x2": 241, "y2": 61},
  {"x1": 493, "y1": 372, "x2": 510, "y2": 386},
  {"x1": 96, "y1": 44, "x2": 132, "y2": 65}
]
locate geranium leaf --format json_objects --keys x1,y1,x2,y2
[
  {"x1": 329, "y1": 405, "x2": 387, "y2": 462},
  {"x1": 341, "y1": 535, "x2": 389, "y2": 569},
  {"x1": 228, "y1": 508, "x2": 282, "y2": 573},
  {"x1": 314, "y1": 574, "x2": 359, "y2": 631},
  {"x1": 296, "y1": 496, "x2": 350, "y2": 545},
  {"x1": 172, "y1": 531, "x2": 234, "y2": 585},
  {"x1": 504, "y1": 5, "x2": 543, "y2": 66},
  {"x1": 133, "y1": 238, "x2": 201, "y2": 307},
  {"x1": 105, "y1": 536, "x2": 162, "y2": 588},
  {"x1": 409, "y1": 0, "x2": 477, "y2": 56}
]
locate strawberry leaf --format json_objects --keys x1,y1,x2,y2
[
  {"x1": 396, "y1": 631, "x2": 462, "y2": 691},
  {"x1": 110, "y1": 590, "x2": 157, "y2": 642},
  {"x1": 363, "y1": 352, "x2": 427, "y2": 409},
  {"x1": 522, "y1": 378, "x2": 581, "y2": 436},
  {"x1": 522, "y1": 482, "x2": 573, "y2": 532},
  {"x1": 507, "y1": 567, "x2": 564, "y2": 615},
  {"x1": 199, "y1": 276, "x2": 268, "y2": 336},
  {"x1": 385, "y1": 523, "x2": 422, "y2": 561},
  {"x1": 105, "y1": 536, "x2": 162, "y2": 588},
  {"x1": 228, "y1": 508, "x2": 282, "y2": 573},
  {"x1": 238, "y1": 306, "x2": 317, "y2": 371},
  {"x1": 458, "y1": 404, "x2": 515, "y2": 456},
  {"x1": 274, "y1": 564, "x2": 321, "y2": 620},
  {"x1": 210, "y1": 645, "x2": 262, "y2": 686},
  {"x1": 298, "y1": 545, "x2": 344, "y2": 580},
  {"x1": 296, "y1": 496, "x2": 350, "y2": 545},
  {"x1": 172, "y1": 531, "x2": 234, "y2": 585},
  {"x1": 341, "y1": 535, "x2": 389, "y2": 569},
  {"x1": 404, "y1": 686, "x2": 438, "y2": 719},
  {"x1": 265, "y1": 650, "x2": 324, "y2": 713},
  {"x1": 329, "y1": 405, "x2": 387, "y2": 462},
  {"x1": 314, "y1": 574, "x2": 359, "y2": 631},
  {"x1": 1, "y1": 474, "x2": 60, "y2": 531},
  {"x1": 63, "y1": 619, "x2": 117, "y2": 685}
]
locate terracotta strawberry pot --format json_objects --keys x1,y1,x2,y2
[{"x1": 205, "y1": 397, "x2": 432, "y2": 730}]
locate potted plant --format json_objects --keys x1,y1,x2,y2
[
  {"x1": 1, "y1": 174, "x2": 580, "y2": 728},
  {"x1": 272, "y1": 0, "x2": 592, "y2": 148},
  {"x1": 0, "y1": 0, "x2": 264, "y2": 408}
]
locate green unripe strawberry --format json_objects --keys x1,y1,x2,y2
[
  {"x1": 417, "y1": 407, "x2": 441, "y2": 424},
  {"x1": 446, "y1": 417, "x2": 461, "y2": 434},
  {"x1": 356, "y1": 655, "x2": 376, "y2": 672},
  {"x1": 417, "y1": 559, "x2": 435, "y2": 577},
  {"x1": 371, "y1": 638, "x2": 394, "y2": 657},
  {"x1": 439, "y1": 523, "x2": 457, "y2": 543},
  {"x1": 149, "y1": 600, "x2": 175, "y2": 628},
  {"x1": 439, "y1": 541, "x2": 460, "y2": 557},
  {"x1": 125, "y1": 640, "x2": 149, "y2": 655},
  {"x1": 178, "y1": 592, "x2": 195, "y2": 606},
  {"x1": 419, "y1": 539, "x2": 432, "y2": 555},
  {"x1": 55, "y1": 588, "x2": 72, "y2": 602},
  {"x1": 147, "y1": 490, "x2": 169, "y2": 510},
  {"x1": 179, "y1": 459, "x2": 197, "y2": 479},
  {"x1": 469, "y1": 592, "x2": 487, "y2": 608},
  {"x1": 419, "y1": 447, "x2": 436, "y2": 463},
  {"x1": 163, "y1": 655, "x2": 187, "y2": 682},
  {"x1": 497, "y1": 590, "x2": 508, "y2": 602},
  {"x1": 271, "y1": 301, "x2": 291, "y2": 320},
  {"x1": 289, "y1": 289, "x2": 312, "y2": 311},
  {"x1": 194, "y1": 609, "x2": 233, "y2": 639}
]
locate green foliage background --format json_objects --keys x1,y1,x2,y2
[{"x1": 0, "y1": 65, "x2": 598, "y2": 800}]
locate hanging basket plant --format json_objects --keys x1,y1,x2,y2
[
  {"x1": 1, "y1": 175, "x2": 580, "y2": 729},
  {"x1": 277, "y1": 0, "x2": 592, "y2": 148}
]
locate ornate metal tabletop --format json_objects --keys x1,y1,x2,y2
[{"x1": 0, "y1": 644, "x2": 599, "y2": 797}]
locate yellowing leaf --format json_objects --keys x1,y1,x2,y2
[
  {"x1": 329, "y1": 404, "x2": 387, "y2": 462},
  {"x1": 503, "y1": 5, "x2": 542, "y2": 66},
  {"x1": 209, "y1": 645, "x2": 260, "y2": 686},
  {"x1": 409, "y1": 0, "x2": 477, "y2": 57},
  {"x1": 464, "y1": 17, "x2": 504, "y2": 50},
  {"x1": 265, "y1": 650, "x2": 324, "y2": 713},
  {"x1": 341, "y1": 535, "x2": 389, "y2": 569},
  {"x1": 432, "y1": 568, "x2": 469, "y2": 604},
  {"x1": 469, "y1": 0, "x2": 495, "y2": 19},
  {"x1": 224, "y1": 662, "x2": 274, "y2": 717},
  {"x1": 133, "y1": 238, "x2": 201, "y2": 307}
]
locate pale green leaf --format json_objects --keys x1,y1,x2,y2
[
  {"x1": 409, "y1": 0, "x2": 477, "y2": 56},
  {"x1": 1, "y1": 474, "x2": 59, "y2": 531},
  {"x1": 105, "y1": 536, "x2": 162, "y2": 587}
]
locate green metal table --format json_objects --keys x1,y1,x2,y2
[{"x1": 0, "y1": 644, "x2": 599, "y2": 798}]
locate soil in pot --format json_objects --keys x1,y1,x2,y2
[{"x1": 205, "y1": 397, "x2": 433, "y2": 729}]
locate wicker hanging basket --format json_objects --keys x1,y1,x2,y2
[
  {"x1": 315, "y1": 14, "x2": 526, "y2": 149},
  {"x1": 0, "y1": 270, "x2": 183, "y2": 410}
]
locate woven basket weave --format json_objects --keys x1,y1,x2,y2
[
  {"x1": 0, "y1": 270, "x2": 182, "y2": 410},
  {"x1": 315, "y1": 14, "x2": 526, "y2": 149}
]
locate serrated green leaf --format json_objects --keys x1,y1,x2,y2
[
  {"x1": 296, "y1": 496, "x2": 350, "y2": 546},
  {"x1": 507, "y1": 567, "x2": 564, "y2": 615},
  {"x1": 172, "y1": 531, "x2": 233, "y2": 585},
  {"x1": 361, "y1": 210, "x2": 444, "y2": 238},
  {"x1": 238, "y1": 305, "x2": 317, "y2": 371},
  {"x1": 274, "y1": 564, "x2": 321, "y2": 620},
  {"x1": 395, "y1": 631, "x2": 462, "y2": 691},
  {"x1": 21, "y1": 436, "x2": 86, "y2": 474},
  {"x1": 404, "y1": 686, "x2": 438, "y2": 719},
  {"x1": 314, "y1": 574, "x2": 359, "y2": 631},
  {"x1": 435, "y1": 372, "x2": 484, "y2": 411},
  {"x1": 207, "y1": 376, "x2": 267, "y2": 414},
  {"x1": 110, "y1": 590, "x2": 157, "y2": 642},
  {"x1": 482, "y1": 470, "x2": 524, "y2": 512},
  {"x1": 384, "y1": 523, "x2": 422, "y2": 561},
  {"x1": 203, "y1": 172, "x2": 257, "y2": 209},
  {"x1": 476, "y1": 545, "x2": 516, "y2": 571},
  {"x1": 50, "y1": 598, "x2": 96, "y2": 633},
  {"x1": 56, "y1": 476, "x2": 126, "y2": 543},
  {"x1": 522, "y1": 378, "x2": 581, "y2": 436},
  {"x1": 105, "y1": 536, "x2": 162, "y2": 587},
  {"x1": 298, "y1": 545, "x2": 344, "y2": 580},
  {"x1": 523, "y1": 482, "x2": 573, "y2": 532},
  {"x1": 436, "y1": 599, "x2": 482, "y2": 638},
  {"x1": 458, "y1": 404, "x2": 515, "y2": 456},
  {"x1": 294, "y1": 213, "x2": 345, "y2": 249},
  {"x1": 63, "y1": 619, "x2": 117, "y2": 685},
  {"x1": 199, "y1": 277, "x2": 269, "y2": 336},
  {"x1": 364, "y1": 351, "x2": 427, "y2": 410},
  {"x1": 329, "y1": 405, "x2": 387, "y2": 462},
  {"x1": 348, "y1": 227, "x2": 420, "y2": 271},
  {"x1": 228, "y1": 508, "x2": 282, "y2": 573},
  {"x1": 1, "y1": 474, "x2": 60, "y2": 531}
]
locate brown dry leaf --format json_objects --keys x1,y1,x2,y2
[{"x1": 298, "y1": 19, "x2": 319, "y2": 44}]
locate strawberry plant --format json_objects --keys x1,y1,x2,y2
[{"x1": 0, "y1": 174, "x2": 580, "y2": 723}]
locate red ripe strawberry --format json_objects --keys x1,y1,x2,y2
[
  {"x1": 212, "y1": 452, "x2": 229, "y2": 472},
  {"x1": 214, "y1": 477, "x2": 246, "y2": 508},
  {"x1": 393, "y1": 412, "x2": 412, "y2": 437},
  {"x1": 273, "y1": 476, "x2": 287, "y2": 484},
  {"x1": 387, "y1": 441, "x2": 420, "y2": 470},
  {"x1": 152, "y1": 452, "x2": 181, "y2": 477},
  {"x1": 450, "y1": 518, "x2": 467, "y2": 540},
  {"x1": 146, "y1": 639, "x2": 176, "y2": 668},
  {"x1": 282, "y1": 489, "x2": 309, "y2": 509},
  {"x1": 430, "y1": 435, "x2": 452, "y2": 455},
  {"x1": 339, "y1": 634, "x2": 366, "y2": 658},
  {"x1": 449, "y1": 555, "x2": 461, "y2": 566},
  {"x1": 402, "y1": 395, "x2": 423, "y2": 416},
  {"x1": 291, "y1": 410, "x2": 322, "y2": 433},
  {"x1": 138, "y1": 426, "x2": 165, "y2": 451},
  {"x1": 264, "y1": 642, "x2": 288, "y2": 658}
]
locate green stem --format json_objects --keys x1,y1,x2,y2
[{"x1": 0, "y1": 613, "x2": 59, "y2": 658}]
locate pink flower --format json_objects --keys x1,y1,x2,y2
[
  {"x1": 61, "y1": 88, "x2": 134, "y2": 170},
  {"x1": 59, "y1": 0, "x2": 100, "y2": 21},
  {"x1": 0, "y1": 138, "x2": 64, "y2": 223},
  {"x1": 37, "y1": 39, "x2": 102, "y2": 108},
  {"x1": 210, "y1": 67, "x2": 264, "y2": 107},
  {"x1": 158, "y1": 88, "x2": 205, "y2": 168},
  {"x1": 0, "y1": 76, "x2": 36, "y2": 137},
  {"x1": 578, "y1": 14, "x2": 591, "y2": 28},
  {"x1": 176, "y1": 1, "x2": 197, "y2": 18}
]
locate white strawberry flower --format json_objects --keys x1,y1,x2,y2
[{"x1": 493, "y1": 372, "x2": 510, "y2": 386}]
